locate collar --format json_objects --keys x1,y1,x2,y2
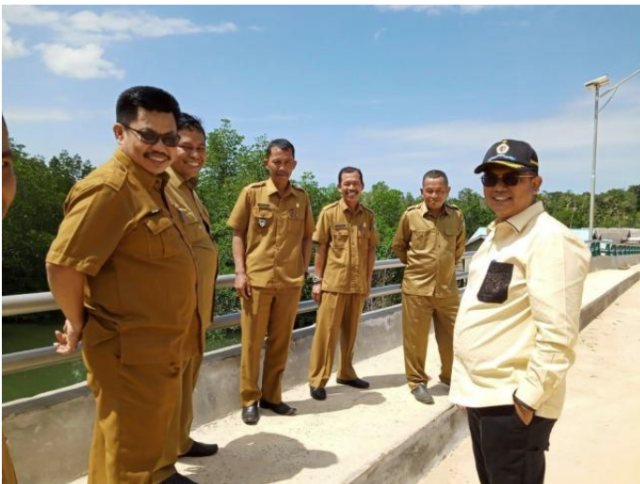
[
  {"x1": 265, "y1": 177, "x2": 294, "y2": 198},
  {"x1": 113, "y1": 148, "x2": 168, "y2": 191},
  {"x1": 488, "y1": 200, "x2": 545, "y2": 234},
  {"x1": 167, "y1": 167, "x2": 197, "y2": 190},
  {"x1": 339, "y1": 197, "x2": 362, "y2": 214},
  {"x1": 420, "y1": 201, "x2": 451, "y2": 218}
]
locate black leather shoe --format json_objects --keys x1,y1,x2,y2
[
  {"x1": 336, "y1": 377, "x2": 370, "y2": 389},
  {"x1": 310, "y1": 386, "x2": 327, "y2": 400},
  {"x1": 241, "y1": 403, "x2": 260, "y2": 425},
  {"x1": 179, "y1": 440, "x2": 219, "y2": 458},
  {"x1": 259, "y1": 398, "x2": 298, "y2": 415},
  {"x1": 162, "y1": 473, "x2": 198, "y2": 483},
  {"x1": 411, "y1": 383, "x2": 435, "y2": 404}
]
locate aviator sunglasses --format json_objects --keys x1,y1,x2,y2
[
  {"x1": 122, "y1": 124, "x2": 181, "y2": 147},
  {"x1": 481, "y1": 171, "x2": 536, "y2": 187}
]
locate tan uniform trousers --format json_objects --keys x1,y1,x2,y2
[
  {"x1": 2, "y1": 432, "x2": 18, "y2": 484},
  {"x1": 402, "y1": 293, "x2": 459, "y2": 390},
  {"x1": 240, "y1": 286, "x2": 302, "y2": 407},
  {"x1": 308, "y1": 292, "x2": 365, "y2": 388},
  {"x1": 83, "y1": 336, "x2": 182, "y2": 484},
  {"x1": 178, "y1": 352, "x2": 203, "y2": 455}
]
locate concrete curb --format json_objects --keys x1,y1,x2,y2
[
  {"x1": 354, "y1": 266, "x2": 640, "y2": 484},
  {"x1": 579, "y1": 269, "x2": 640, "y2": 330},
  {"x1": 348, "y1": 405, "x2": 468, "y2": 484}
]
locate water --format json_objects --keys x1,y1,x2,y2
[{"x1": 2, "y1": 316, "x2": 241, "y2": 402}]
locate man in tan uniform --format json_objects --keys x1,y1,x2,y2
[
  {"x1": 392, "y1": 169, "x2": 466, "y2": 404},
  {"x1": 46, "y1": 86, "x2": 199, "y2": 484},
  {"x1": 3, "y1": 116, "x2": 19, "y2": 484},
  {"x1": 165, "y1": 113, "x2": 219, "y2": 458},
  {"x1": 228, "y1": 138, "x2": 314, "y2": 425},
  {"x1": 308, "y1": 167, "x2": 378, "y2": 400}
]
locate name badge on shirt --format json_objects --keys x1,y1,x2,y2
[
  {"x1": 258, "y1": 203, "x2": 272, "y2": 209},
  {"x1": 334, "y1": 223, "x2": 347, "y2": 229}
]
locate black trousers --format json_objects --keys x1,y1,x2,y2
[{"x1": 467, "y1": 405, "x2": 556, "y2": 484}]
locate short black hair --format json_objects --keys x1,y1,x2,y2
[
  {"x1": 116, "y1": 86, "x2": 181, "y2": 126},
  {"x1": 266, "y1": 138, "x2": 295, "y2": 158},
  {"x1": 338, "y1": 166, "x2": 364, "y2": 186},
  {"x1": 422, "y1": 169, "x2": 449, "y2": 186},
  {"x1": 177, "y1": 112, "x2": 205, "y2": 138}
]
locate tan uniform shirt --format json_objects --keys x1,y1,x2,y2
[
  {"x1": 392, "y1": 202, "x2": 466, "y2": 297},
  {"x1": 313, "y1": 199, "x2": 379, "y2": 294},
  {"x1": 450, "y1": 202, "x2": 591, "y2": 419},
  {"x1": 227, "y1": 178, "x2": 314, "y2": 288},
  {"x1": 166, "y1": 168, "x2": 218, "y2": 347},
  {"x1": 46, "y1": 149, "x2": 198, "y2": 365}
]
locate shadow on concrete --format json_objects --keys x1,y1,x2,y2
[
  {"x1": 429, "y1": 382, "x2": 450, "y2": 397},
  {"x1": 284, "y1": 390, "x2": 386, "y2": 415},
  {"x1": 179, "y1": 432, "x2": 338, "y2": 483},
  {"x1": 360, "y1": 372, "x2": 407, "y2": 389}
]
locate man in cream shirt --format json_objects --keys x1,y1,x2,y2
[{"x1": 450, "y1": 139, "x2": 590, "y2": 484}]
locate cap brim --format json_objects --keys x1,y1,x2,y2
[{"x1": 473, "y1": 160, "x2": 528, "y2": 174}]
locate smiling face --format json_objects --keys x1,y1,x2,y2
[
  {"x1": 113, "y1": 107, "x2": 178, "y2": 175},
  {"x1": 421, "y1": 176, "x2": 450, "y2": 215},
  {"x1": 338, "y1": 171, "x2": 364, "y2": 207},
  {"x1": 174, "y1": 128, "x2": 206, "y2": 181},
  {"x1": 483, "y1": 166, "x2": 542, "y2": 221}
]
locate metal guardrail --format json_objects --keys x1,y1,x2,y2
[
  {"x1": 4, "y1": 258, "x2": 455, "y2": 376},
  {"x1": 590, "y1": 240, "x2": 640, "y2": 257}
]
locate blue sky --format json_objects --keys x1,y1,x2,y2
[{"x1": 3, "y1": 4, "x2": 640, "y2": 197}]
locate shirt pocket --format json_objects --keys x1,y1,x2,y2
[
  {"x1": 144, "y1": 216, "x2": 185, "y2": 259},
  {"x1": 410, "y1": 230, "x2": 432, "y2": 250},
  {"x1": 331, "y1": 228, "x2": 350, "y2": 250},
  {"x1": 252, "y1": 206, "x2": 274, "y2": 234}
]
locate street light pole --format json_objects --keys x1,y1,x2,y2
[
  {"x1": 584, "y1": 68, "x2": 640, "y2": 241},
  {"x1": 587, "y1": 80, "x2": 605, "y2": 240}
]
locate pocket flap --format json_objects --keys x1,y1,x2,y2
[{"x1": 144, "y1": 216, "x2": 174, "y2": 235}]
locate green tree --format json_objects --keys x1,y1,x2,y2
[{"x1": 449, "y1": 188, "x2": 493, "y2": 238}]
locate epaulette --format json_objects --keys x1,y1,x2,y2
[
  {"x1": 447, "y1": 203, "x2": 461, "y2": 211},
  {"x1": 291, "y1": 183, "x2": 307, "y2": 194},
  {"x1": 325, "y1": 200, "x2": 340, "y2": 210},
  {"x1": 103, "y1": 164, "x2": 127, "y2": 191},
  {"x1": 406, "y1": 203, "x2": 421, "y2": 212},
  {"x1": 247, "y1": 181, "x2": 267, "y2": 189},
  {"x1": 361, "y1": 204, "x2": 375, "y2": 215}
]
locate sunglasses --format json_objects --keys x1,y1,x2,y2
[
  {"x1": 481, "y1": 172, "x2": 536, "y2": 187},
  {"x1": 122, "y1": 124, "x2": 181, "y2": 148}
]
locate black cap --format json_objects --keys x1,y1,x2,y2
[{"x1": 474, "y1": 139, "x2": 539, "y2": 174}]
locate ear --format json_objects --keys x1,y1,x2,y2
[
  {"x1": 532, "y1": 175, "x2": 543, "y2": 192},
  {"x1": 291, "y1": 159, "x2": 297, "y2": 171},
  {"x1": 113, "y1": 123, "x2": 125, "y2": 145}
]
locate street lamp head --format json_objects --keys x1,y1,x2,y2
[{"x1": 585, "y1": 75, "x2": 610, "y2": 90}]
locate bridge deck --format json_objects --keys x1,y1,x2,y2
[
  {"x1": 424, "y1": 277, "x2": 640, "y2": 483},
  {"x1": 64, "y1": 265, "x2": 639, "y2": 484}
]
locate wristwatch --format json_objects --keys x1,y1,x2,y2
[{"x1": 311, "y1": 274, "x2": 323, "y2": 284}]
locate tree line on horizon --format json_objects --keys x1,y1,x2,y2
[{"x1": 3, "y1": 119, "x2": 639, "y2": 301}]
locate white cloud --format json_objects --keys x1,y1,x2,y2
[
  {"x1": 36, "y1": 43, "x2": 125, "y2": 80},
  {"x1": 378, "y1": 5, "x2": 492, "y2": 16},
  {"x1": 3, "y1": 5, "x2": 238, "y2": 79},
  {"x1": 3, "y1": 108, "x2": 73, "y2": 123},
  {"x1": 2, "y1": 6, "x2": 62, "y2": 26},
  {"x1": 2, "y1": 21, "x2": 29, "y2": 59},
  {"x1": 352, "y1": 87, "x2": 640, "y2": 194}
]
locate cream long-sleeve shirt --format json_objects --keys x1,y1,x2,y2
[{"x1": 450, "y1": 201, "x2": 590, "y2": 419}]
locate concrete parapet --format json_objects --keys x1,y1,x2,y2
[{"x1": 3, "y1": 262, "x2": 640, "y2": 483}]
